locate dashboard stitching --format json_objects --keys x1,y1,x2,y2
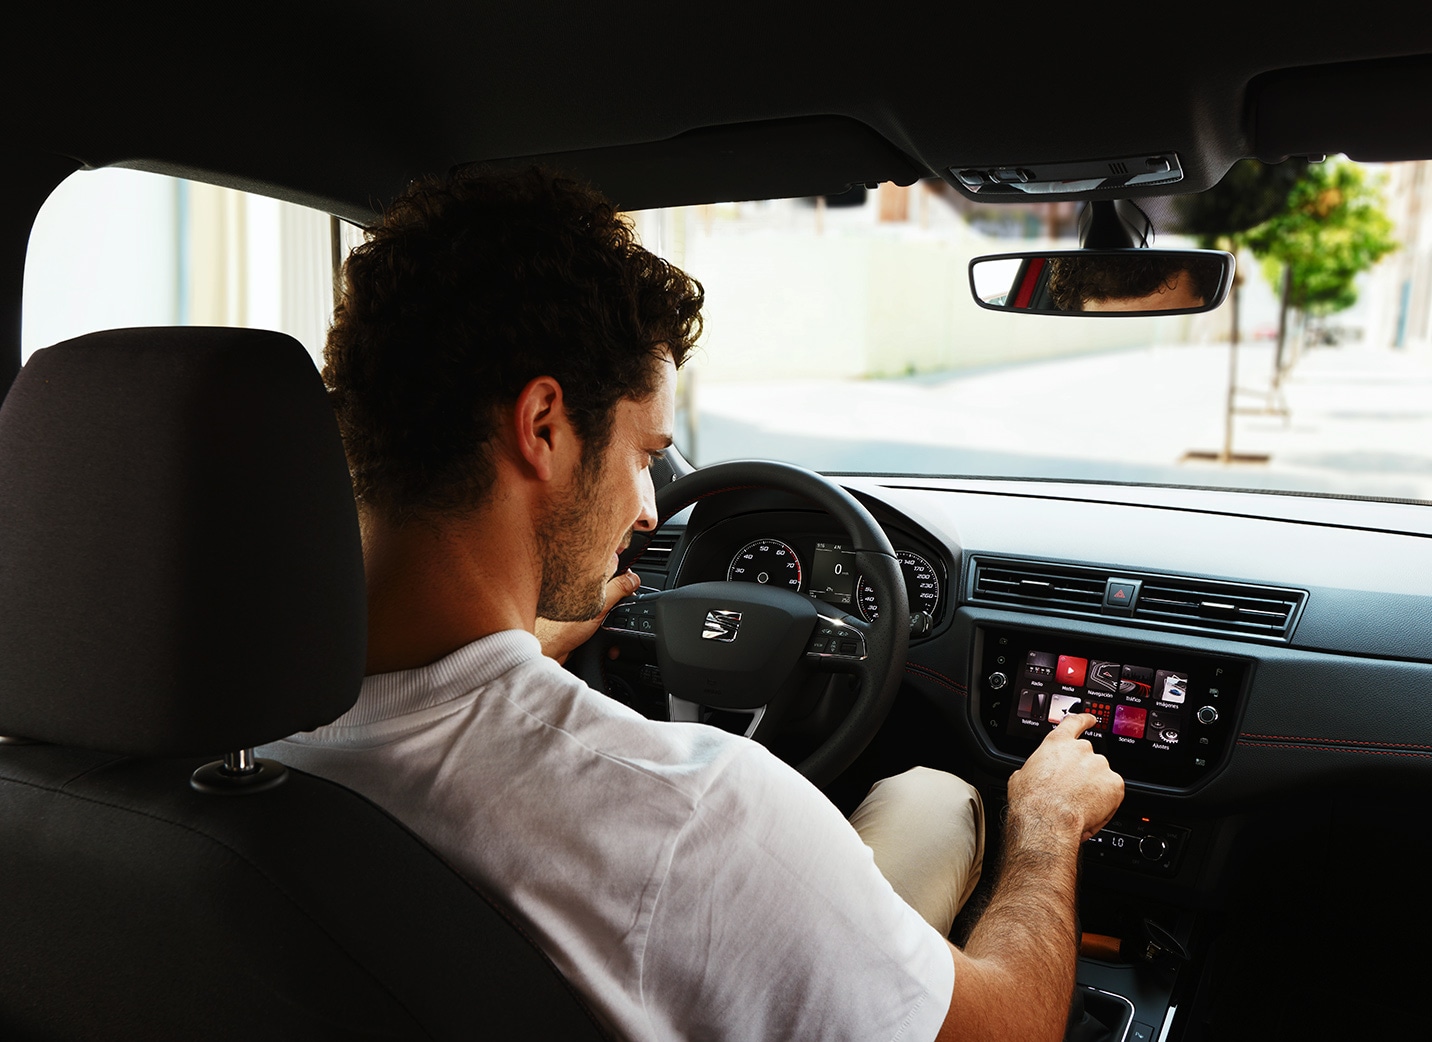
[
  {"x1": 1241, "y1": 732, "x2": 1432, "y2": 751},
  {"x1": 904, "y1": 663, "x2": 966, "y2": 693},
  {"x1": 1238, "y1": 739, "x2": 1432, "y2": 759}
]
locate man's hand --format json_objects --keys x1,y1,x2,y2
[
  {"x1": 536, "y1": 570, "x2": 642, "y2": 664},
  {"x1": 1006, "y1": 713, "x2": 1124, "y2": 843},
  {"x1": 937, "y1": 715, "x2": 1124, "y2": 1042}
]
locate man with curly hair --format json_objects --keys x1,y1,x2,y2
[
  {"x1": 1047, "y1": 252, "x2": 1224, "y2": 312},
  {"x1": 263, "y1": 166, "x2": 1122, "y2": 1042}
]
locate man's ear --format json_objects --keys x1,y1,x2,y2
[{"x1": 513, "y1": 375, "x2": 576, "y2": 481}]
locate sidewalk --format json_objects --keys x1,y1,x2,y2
[{"x1": 692, "y1": 340, "x2": 1432, "y2": 503}]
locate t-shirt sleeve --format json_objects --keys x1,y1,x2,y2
[{"x1": 638, "y1": 744, "x2": 955, "y2": 1042}]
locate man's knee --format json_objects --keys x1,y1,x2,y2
[{"x1": 871, "y1": 766, "x2": 982, "y2": 817}]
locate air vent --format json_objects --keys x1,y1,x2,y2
[
  {"x1": 972, "y1": 562, "x2": 1106, "y2": 610},
  {"x1": 1133, "y1": 581, "x2": 1302, "y2": 638},
  {"x1": 635, "y1": 531, "x2": 679, "y2": 561},
  {"x1": 969, "y1": 557, "x2": 1305, "y2": 642},
  {"x1": 632, "y1": 530, "x2": 681, "y2": 588}
]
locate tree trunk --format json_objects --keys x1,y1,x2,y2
[
  {"x1": 1221, "y1": 274, "x2": 1241, "y2": 464},
  {"x1": 1272, "y1": 263, "x2": 1292, "y2": 390}
]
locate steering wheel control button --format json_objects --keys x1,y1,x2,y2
[
  {"x1": 804, "y1": 618, "x2": 867, "y2": 661},
  {"x1": 1196, "y1": 705, "x2": 1219, "y2": 725},
  {"x1": 1103, "y1": 579, "x2": 1140, "y2": 613},
  {"x1": 602, "y1": 598, "x2": 660, "y2": 638}
]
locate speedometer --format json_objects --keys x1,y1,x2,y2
[
  {"x1": 856, "y1": 550, "x2": 940, "y2": 623},
  {"x1": 727, "y1": 539, "x2": 803, "y2": 592}
]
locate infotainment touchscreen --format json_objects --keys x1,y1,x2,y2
[{"x1": 977, "y1": 627, "x2": 1248, "y2": 789}]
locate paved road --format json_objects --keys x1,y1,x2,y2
[{"x1": 690, "y1": 340, "x2": 1432, "y2": 503}]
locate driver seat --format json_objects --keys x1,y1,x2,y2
[{"x1": 0, "y1": 327, "x2": 609, "y2": 1040}]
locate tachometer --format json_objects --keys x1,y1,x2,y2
[
  {"x1": 856, "y1": 550, "x2": 940, "y2": 623},
  {"x1": 727, "y1": 539, "x2": 803, "y2": 592}
]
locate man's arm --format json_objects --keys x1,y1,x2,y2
[{"x1": 936, "y1": 713, "x2": 1124, "y2": 1042}]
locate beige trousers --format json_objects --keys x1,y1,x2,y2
[{"x1": 849, "y1": 767, "x2": 986, "y2": 938}]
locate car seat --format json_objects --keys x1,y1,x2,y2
[{"x1": 0, "y1": 327, "x2": 609, "y2": 1040}]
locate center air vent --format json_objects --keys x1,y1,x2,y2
[
  {"x1": 1132, "y1": 581, "x2": 1300, "y2": 636},
  {"x1": 973, "y1": 562, "x2": 1105, "y2": 610},
  {"x1": 969, "y1": 557, "x2": 1305, "y2": 642}
]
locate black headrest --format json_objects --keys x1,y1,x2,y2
[{"x1": 0, "y1": 327, "x2": 366, "y2": 755}]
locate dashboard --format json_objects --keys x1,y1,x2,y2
[
  {"x1": 614, "y1": 471, "x2": 1432, "y2": 833},
  {"x1": 600, "y1": 469, "x2": 1432, "y2": 1036}
]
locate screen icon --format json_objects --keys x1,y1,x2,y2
[
  {"x1": 1024, "y1": 651, "x2": 1055, "y2": 679},
  {"x1": 1015, "y1": 686, "x2": 1048, "y2": 722},
  {"x1": 1056, "y1": 655, "x2": 1088, "y2": 687},
  {"x1": 1087, "y1": 660, "x2": 1121, "y2": 695},
  {"x1": 1148, "y1": 709, "x2": 1184, "y2": 744},
  {"x1": 1154, "y1": 670, "x2": 1188, "y2": 704},
  {"x1": 1047, "y1": 693, "x2": 1084, "y2": 724},
  {"x1": 1113, "y1": 704, "x2": 1148, "y2": 739},
  {"x1": 1119, "y1": 664, "x2": 1153, "y2": 699}
]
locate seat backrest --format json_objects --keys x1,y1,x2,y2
[{"x1": 0, "y1": 328, "x2": 609, "y2": 1041}]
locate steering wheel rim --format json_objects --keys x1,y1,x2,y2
[{"x1": 619, "y1": 460, "x2": 910, "y2": 787}]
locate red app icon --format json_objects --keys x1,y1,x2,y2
[{"x1": 1056, "y1": 655, "x2": 1088, "y2": 687}]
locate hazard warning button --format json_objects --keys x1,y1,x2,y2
[{"x1": 1104, "y1": 579, "x2": 1140, "y2": 611}]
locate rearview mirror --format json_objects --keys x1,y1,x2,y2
[{"x1": 969, "y1": 249, "x2": 1234, "y2": 316}]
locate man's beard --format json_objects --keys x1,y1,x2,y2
[{"x1": 535, "y1": 454, "x2": 618, "y2": 623}]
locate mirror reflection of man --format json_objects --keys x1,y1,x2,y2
[
  {"x1": 1048, "y1": 253, "x2": 1223, "y2": 312},
  {"x1": 262, "y1": 166, "x2": 1123, "y2": 1042}
]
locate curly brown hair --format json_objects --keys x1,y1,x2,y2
[
  {"x1": 324, "y1": 166, "x2": 704, "y2": 523},
  {"x1": 1047, "y1": 253, "x2": 1222, "y2": 311}
]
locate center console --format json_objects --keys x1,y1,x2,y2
[
  {"x1": 968, "y1": 624, "x2": 1245, "y2": 1038},
  {"x1": 973, "y1": 625, "x2": 1249, "y2": 791}
]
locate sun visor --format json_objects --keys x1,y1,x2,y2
[
  {"x1": 468, "y1": 116, "x2": 925, "y2": 212},
  {"x1": 1252, "y1": 55, "x2": 1432, "y2": 164}
]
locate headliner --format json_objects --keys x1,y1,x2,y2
[{"x1": 8, "y1": 2, "x2": 1432, "y2": 221}]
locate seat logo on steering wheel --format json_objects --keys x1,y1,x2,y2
[{"x1": 702, "y1": 609, "x2": 742, "y2": 642}]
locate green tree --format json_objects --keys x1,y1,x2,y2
[{"x1": 1244, "y1": 160, "x2": 1398, "y2": 328}]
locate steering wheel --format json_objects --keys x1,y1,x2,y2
[{"x1": 603, "y1": 460, "x2": 910, "y2": 787}]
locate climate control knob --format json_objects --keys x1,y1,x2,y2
[
  {"x1": 1196, "y1": 705, "x2": 1219, "y2": 725},
  {"x1": 1139, "y1": 836, "x2": 1167, "y2": 861}
]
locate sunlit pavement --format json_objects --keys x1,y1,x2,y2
[{"x1": 692, "y1": 340, "x2": 1432, "y2": 503}]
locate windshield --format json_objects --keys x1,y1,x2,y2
[
  {"x1": 25, "y1": 161, "x2": 1432, "y2": 504},
  {"x1": 631, "y1": 160, "x2": 1432, "y2": 503}
]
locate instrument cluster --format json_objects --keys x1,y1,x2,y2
[{"x1": 674, "y1": 512, "x2": 948, "y2": 632}]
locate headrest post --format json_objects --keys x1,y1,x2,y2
[
  {"x1": 223, "y1": 749, "x2": 258, "y2": 776},
  {"x1": 191, "y1": 751, "x2": 289, "y2": 796}
]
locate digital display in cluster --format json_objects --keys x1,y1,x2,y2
[{"x1": 1006, "y1": 648, "x2": 1190, "y2": 752}]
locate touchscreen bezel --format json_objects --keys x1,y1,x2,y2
[{"x1": 974, "y1": 626, "x2": 1248, "y2": 790}]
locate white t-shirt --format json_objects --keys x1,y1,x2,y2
[{"x1": 262, "y1": 630, "x2": 954, "y2": 1042}]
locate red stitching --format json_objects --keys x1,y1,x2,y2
[
  {"x1": 909, "y1": 662, "x2": 965, "y2": 690},
  {"x1": 1241, "y1": 732, "x2": 1432, "y2": 751},
  {"x1": 1238, "y1": 740, "x2": 1432, "y2": 760},
  {"x1": 905, "y1": 663, "x2": 966, "y2": 694}
]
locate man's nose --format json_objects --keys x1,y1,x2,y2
[{"x1": 634, "y1": 468, "x2": 658, "y2": 532}]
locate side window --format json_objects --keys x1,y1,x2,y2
[{"x1": 22, "y1": 168, "x2": 364, "y2": 368}]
